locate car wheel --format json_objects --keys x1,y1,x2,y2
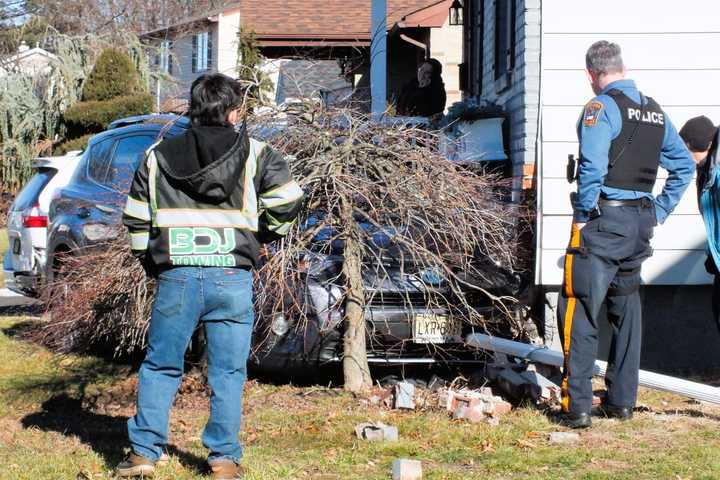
[{"x1": 45, "y1": 247, "x2": 73, "y2": 303}]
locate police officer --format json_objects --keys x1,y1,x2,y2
[{"x1": 556, "y1": 41, "x2": 694, "y2": 428}]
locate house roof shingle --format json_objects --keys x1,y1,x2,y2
[
  {"x1": 242, "y1": 0, "x2": 448, "y2": 44},
  {"x1": 143, "y1": 1, "x2": 450, "y2": 46}
]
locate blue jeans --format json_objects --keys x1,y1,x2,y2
[{"x1": 127, "y1": 267, "x2": 254, "y2": 463}]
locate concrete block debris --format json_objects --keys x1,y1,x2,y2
[
  {"x1": 548, "y1": 431, "x2": 580, "y2": 444},
  {"x1": 392, "y1": 459, "x2": 422, "y2": 480},
  {"x1": 368, "y1": 386, "x2": 394, "y2": 408},
  {"x1": 440, "y1": 387, "x2": 512, "y2": 424},
  {"x1": 354, "y1": 422, "x2": 399, "y2": 442},
  {"x1": 394, "y1": 381, "x2": 416, "y2": 410}
]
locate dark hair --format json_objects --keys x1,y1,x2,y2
[
  {"x1": 585, "y1": 40, "x2": 624, "y2": 76},
  {"x1": 680, "y1": 115, "x2": 718, "y2": 152},
  {"x1": 424, "y1": 58, "x2": 444, "y2": 86},
  {"x1": 189, "y1": 73, "x2": 244, "y2": 127}
]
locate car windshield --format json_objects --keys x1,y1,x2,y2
[{"x1": 11, "y1": 168, "x2": 56, "y2": 211}]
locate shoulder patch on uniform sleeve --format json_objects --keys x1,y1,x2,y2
[{"x1": 583, "y1": 100, "x2": 604, "y2": 127}]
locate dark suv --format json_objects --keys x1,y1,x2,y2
[
  {"x1": 47, "y1": 114, "x2": 521, "y2": 374},
  {"x1": 46, "y1": 115, "x2": 190, "y2": 279}
]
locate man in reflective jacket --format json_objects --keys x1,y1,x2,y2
[{"x1": 117, "y1": 73, "x2": 303, "y2": 479}]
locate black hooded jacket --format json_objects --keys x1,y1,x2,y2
[
  {"x1": 122, "y1": 124, "x2": 303, "y2": 275},
  {"x1": 396, "y1": 79, "x2": 447, "y2": 117}
]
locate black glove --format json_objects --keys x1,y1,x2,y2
[{"x1": 705, "y1": 255, "x2": 719, "y2": 276}]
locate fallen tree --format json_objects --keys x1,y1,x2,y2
[
  {"x1": 37, "y1": 107, "x2": 527, "y2": 392},
  {"x1": 253, "y1": 107, "x2": 525, "y2": 392}
]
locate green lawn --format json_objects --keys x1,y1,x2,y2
[{"x1": 1, "y1": 315, "x2": 720, "y2": 479}]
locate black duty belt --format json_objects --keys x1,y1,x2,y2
[{"x1": 598, "y1": 197, "x2": 654, "y2": 208}]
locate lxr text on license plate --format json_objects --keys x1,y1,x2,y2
[{"x1": 413, "y1": 314, "x2": 462, "y2": 344}]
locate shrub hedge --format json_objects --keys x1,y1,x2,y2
[
  {"x1": 53, "y1": 133, "x2": 95, "y2": 155},
  {"x1": 81, "y1": 48, "x2": 142, "y2": 102},
  {"x1": 63, "y1": 93, "x2": 154, "y2": 137}
]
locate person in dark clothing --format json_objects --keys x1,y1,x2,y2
[
  {"x1": 117, "y1": 73, "x2": 303, "y2": 479},
  {"x1": 679, "y1": 115, "x2": 720, "y2": 332},
  {"x1": 396, "y1": 57, "x2": 447, "y2": 118}
]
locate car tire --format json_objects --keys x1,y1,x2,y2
[{"x1": 45, "y1": 247, "x2": 73, "y2": 303}]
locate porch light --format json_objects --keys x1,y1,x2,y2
[{"x1": 449, "y1": 0, "x2": 464, "y2": 26}]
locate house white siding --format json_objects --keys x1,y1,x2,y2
[
  {"x1": 537, "y1": 0, "x2": 720, "y2": 286},
  {"x1": 216, "y1": 8, "x2": 240, "y2": 78},
  {"x1": 155, "y1": 22, "x2": 221, "y2": 107}
]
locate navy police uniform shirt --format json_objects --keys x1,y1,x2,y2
[{"x1": 575, "y1": 79, "x2": 694, "y2": 224}]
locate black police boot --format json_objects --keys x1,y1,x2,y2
[
  {"x1": 552, "y1": 411, "x2": 592, "y2": 429},
  {"x1": 598, "y1": 404, "x2": 633, "y2": 420}
]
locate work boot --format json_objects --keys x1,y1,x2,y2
[
  {"x1": 209, "y1": 459, "x2": 245, "y2": 479},
  {"x1": 598, "y1": 404, "x2": 634, "y2": 420},
  {"x1": 552, "y1": 411, "x2": 592, "y2": 429},
  {"x1": 116, "y1": 453, "x2": 155, "y2": 477}
]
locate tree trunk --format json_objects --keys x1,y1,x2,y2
[{"x1": 341, "y1": 199, "x2": 372, "y2": 392}]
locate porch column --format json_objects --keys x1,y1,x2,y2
[{"x1": 371, "y1": 0, "x2": 387, "y2": 119}]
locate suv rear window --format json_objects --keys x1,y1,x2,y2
[
  {"x1": 11, "y1": 168, "x2": 56, "y2": 211},
  {"x1": 106, "y1": 135, "x2": 156, "y2": 193}
]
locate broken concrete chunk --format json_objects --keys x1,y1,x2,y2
[
  {"x1": 392, "y1": 459, "x2": 423, "y2": 480},
  {"x1": 492, "y1": 400, "x2": 513, "y2": 415},
  {"x1": 394, "y1": 382, "x2": 416, "y2": 410},
  {"x1": 453, "y1": 403, "x2": 468, "y2": 420},
  {"x1": 444, "y1": 388, "x2": 513, "y2": 422},
  {"x1": 436, "y1": 388, "x2": 450, "y2": 409},
  {"x1": 363, "y1": 426, "x2": 385, "y2": 442},
  {"x1": 354, "y1": 422, "x2": 399, "y2": 442},
  {"x1": 465, "y1": 404, "x2": 485, "y2": 423},
  {"x1": 382, "y1": 424, "x2": 399, "y2": 442},
  {"x1": 548, "y1": 431, "x2": 580, "y2": 444}
]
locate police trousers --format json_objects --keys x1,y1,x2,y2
[{"x1": 557, "y1": 202, "x2": 655, "y2": 414}]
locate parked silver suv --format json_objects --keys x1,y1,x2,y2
[{"x1": 3, "y1": 153, "x2": 82, "y2": 296}]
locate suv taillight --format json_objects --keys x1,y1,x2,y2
[{"x1": 22, "y1": 203, "x2": 48, "y2": 228}]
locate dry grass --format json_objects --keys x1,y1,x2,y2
[{"x1": 2, "y1": 315, "x2": 720, "y2": 479}]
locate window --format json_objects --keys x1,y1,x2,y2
[
  {"x1": 12, "y1": 169, "x2": 55, "y2": 212},
  {"x1": 463, "y1": 0, "x2": 484, "y2": 96},
  {"x1": 105, "y1": 136, "x2": 156, "y2": 193},
  {"x1": 159, "y1": 40, "x2": 173, "y2": 74},
  {"x1": 494, "y1": 0, "x2": 516, "y2": 83},
  {"x1": 192, "y1": 31, "x2": 213, "y2": 73},
  {"x1": 87, "y1": 138, "x2": 114, "y2": 184}
]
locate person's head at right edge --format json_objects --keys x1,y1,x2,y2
[
  {"x1": 680, "y1": 116, "x2": 718, "y2": 165},
  {"x1": 189, "y1": 73, "x2": 245, "y2": 127},
  {"x1": 585, "y1": 40, "x2": 626, "y2": 95}
]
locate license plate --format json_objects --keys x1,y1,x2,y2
[
  {"x1": 413, "y1": 314, "x2": 462, "y2": 344},
  {"x1": 12, "y1": 239, "x2": 20, "y2": 254}
]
